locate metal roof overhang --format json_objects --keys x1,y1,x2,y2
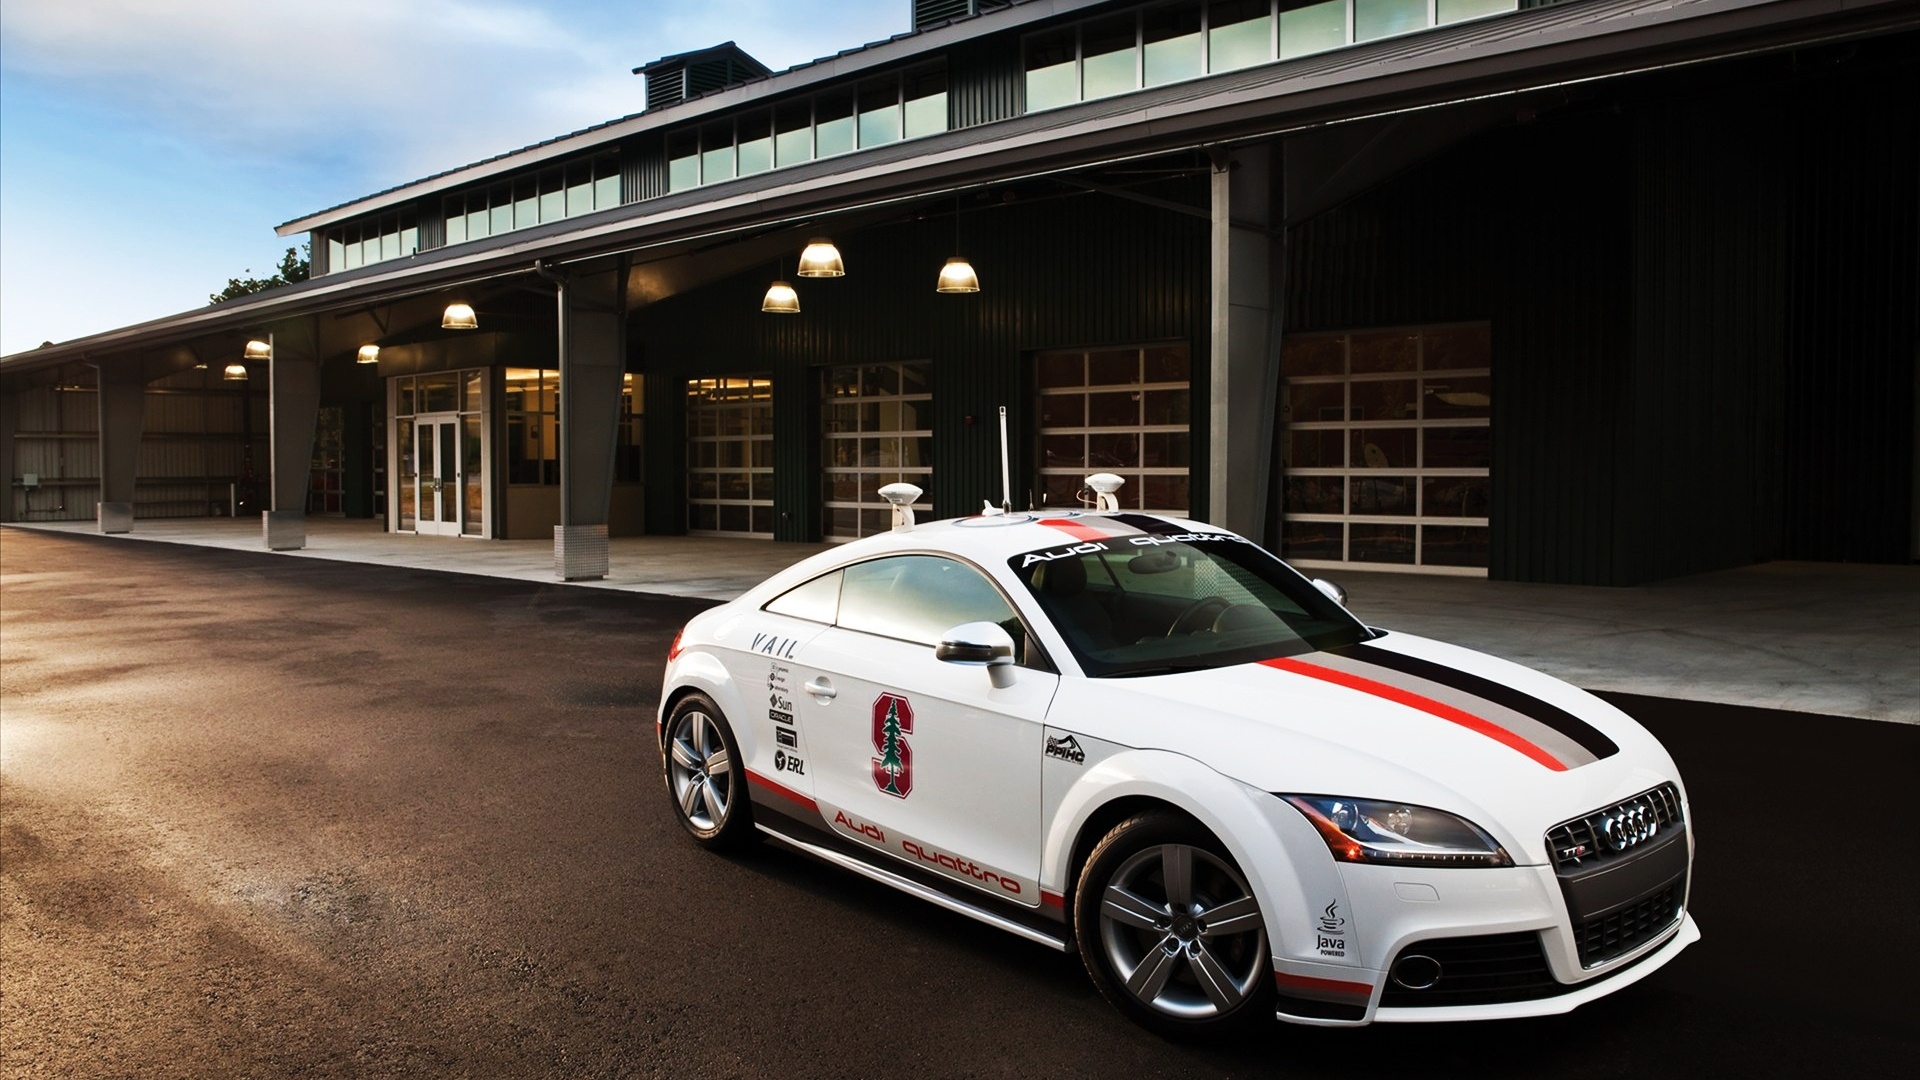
[{"x1": 7, "y1": 0, "x2": 1914, "y2": 380}]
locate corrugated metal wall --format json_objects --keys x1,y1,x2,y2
[
  {"x1": 8, "y1": 371, "x2": 269, "y2": 521},
  {"x1": 1283, "y1": 49, "x2": 1916, "y2": 584},
  {"x1": 636, "y1": 180, "x2": 1209, "y2": 539},
  {"x1": 948, "y1": 39, "x2": 1023, "y2": 130}
]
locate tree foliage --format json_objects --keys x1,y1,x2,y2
[{"x1": 209, "y1": 244, "x2": 310, "y2": 304}]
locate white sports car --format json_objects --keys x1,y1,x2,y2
[{"x1": 657, "y1": 488, "x2": 1698, "y2": 1035}]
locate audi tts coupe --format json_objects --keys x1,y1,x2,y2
[{"x1": 658, "y1": 493, "x2": 1697, "y2": 1035}]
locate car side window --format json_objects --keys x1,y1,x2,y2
[
  {"x1": 836, "y1": 555, "x2": 1025, "y2": 655},
  {"x1": 764, "y1": 568, "x2": 843, "y2": 624}
]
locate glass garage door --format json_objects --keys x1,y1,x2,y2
[
  {"x1": 1035, "y1": 344, "x2": 1191, "y2": 513},
  {"x1": 1279, "y1": 324, "x2": 1491, "y2": 574},
  {"x1": 822, "y1": 362, "x2": 932, "y2": 540},
  {"x1": 687, "y1": 375, "x2": 773, "y2": 537}
]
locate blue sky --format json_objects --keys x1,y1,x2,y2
[{"x1": 0, "y1": 0, "x2": 908, "y2": 357}]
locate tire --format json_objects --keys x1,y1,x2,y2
[
  {"x1": 1073, "y1": 811, "x2": 1273, "y2": 1037},
  {"x1": 662, "y1": 693, "x2": 757, "y2": 851}
]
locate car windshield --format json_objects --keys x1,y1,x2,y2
[{"x1": 1009, "y1": 530, "x2": 1370, "y2": 677}]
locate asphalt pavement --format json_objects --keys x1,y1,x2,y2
[{"x1": 1, "y1": 529, "x2": 1914, "y2": 1079}]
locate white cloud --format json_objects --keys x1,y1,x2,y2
[{"x1": 0, "y1": 0, "x2": 906, "y2": 188}]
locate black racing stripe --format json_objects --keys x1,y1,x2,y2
[
  {"x1": 1333, "y1": 642, "x2": 1620, "y2": 760},
  {"x1": 1110, "y1": 513, "x2": 1191, "y2": 536}
]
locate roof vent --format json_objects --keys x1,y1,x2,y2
[
  {"x1": 634, "y1": 42, "x2": 772, "y2": 112},
  {"x1": 912, "y1": 1, "x2": 1012, "y2": 32}
]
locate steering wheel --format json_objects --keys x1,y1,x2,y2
[{"x1": 1166, "y1": 596, "x2": 1231, "y2": 637}]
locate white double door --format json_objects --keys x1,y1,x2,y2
[{"x1": 412, "y1": 414, "x2": 467, "y2": 537}]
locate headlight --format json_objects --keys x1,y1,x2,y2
[{"x1": 1282, "y1": 795, "x2": 1512, "y2": 868}]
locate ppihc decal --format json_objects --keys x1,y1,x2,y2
[{"x1": 1045, "y1": 734, "x2": 1086, "y2": 764}]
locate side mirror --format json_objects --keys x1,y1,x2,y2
[
  {"x1": 935, "y1": 621, "x2": 1018, "y2": 689},
  {"x1": 1312, "y1": 578, "x2": 1348, "y2": 606}
]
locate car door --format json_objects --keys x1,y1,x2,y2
[{"x1": 794, "y1": 554, "x2": 1057, "y2": 907}]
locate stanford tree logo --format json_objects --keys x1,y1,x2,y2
[{"x1": 871, "y1": 692, "x2": 914, "y2": 799}]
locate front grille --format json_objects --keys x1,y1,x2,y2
[
  {"x1": 1573, "y1": 879, "x2": 1683, "y2": 967},
  {"x1": 1379, "y1": 932, "x2": 1558, "y2": 1008},
  {"x1": 1547, "y1": 783, "x2": 1684, "y2": 872}
]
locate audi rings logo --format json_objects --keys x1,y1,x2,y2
[{"x1": 1600, "y1": 803, "x2": 1658, "y2": 851}]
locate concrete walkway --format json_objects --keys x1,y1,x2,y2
[{"x1": 6, "y1": 517, "x2": 1915, "y2": 724}]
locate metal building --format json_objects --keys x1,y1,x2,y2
[{"x1": 3, "y1": 0, "x2": 1914, "y2": 584}]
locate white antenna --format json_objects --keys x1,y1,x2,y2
[
  {"x1": 1085, "y1": 472, "x2": 1124, "y2": 512},
  {"x1": 997, "y1": 406, "x2": 1012, "y2": 513},
  {"x1": 878, "y1": 482, "x2": 922, "y2": 531}
]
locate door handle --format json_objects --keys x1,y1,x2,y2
[{"x1": 803, "y1": 676, "x2": 837, "y2": 700}]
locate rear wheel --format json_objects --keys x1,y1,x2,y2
[
  {"x1": 662, "y1": 693, "x2": 756, "y2": 850},
  {"x1": 1074, "y1": 811, "x2": 1272, "y2": 1036}
]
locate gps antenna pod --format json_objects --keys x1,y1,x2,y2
[
  {"x1": 879, "y1": 483, "x2": 923, "y2": 531},
  {"x1": 1085, "y1": 473, "x2": 1124, "y2": 513}
]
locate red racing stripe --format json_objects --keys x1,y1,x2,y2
[
  {"x1": 1273, "y1": 971, "x2": 1373, "y2": 999},
  {"x1": 747, "y1": 769, "x2": 819, "y2": 812},
  {"x1": 1261, "y1": 656, "x2": 1569, "y2": 771},
  {"x1": 1036, "y1": 518, "x2": 1113, "y2": 543}
]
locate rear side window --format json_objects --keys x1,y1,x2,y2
[{"x1": 764, "y1": 569, "x2": 843, "y2": 624}]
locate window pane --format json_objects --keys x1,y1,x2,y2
[
  {"x1": 1288, "y1": 381, "x2": 1346, "y2": 422},
  {"x1": 566, "y1": 172, "x2": 593, "y2": 217},
  {"x1": 1282, "y1": 335, "x2": 1345, "y2": 376},
  {"x1": 1353, "y1": 429, "x2": 1415, "y2": 469},
  {"x1": 1438, "y1": 0, "x2": 1515, "y2": 26},
  {"x1": 1037, "y1": 350, "x2": 1084, "y2": 389},
  {"x1": 539, "y1": 169, "x2": 565, "y2": 223},
  {"x1": 668, "y1": 131, "x2": 700, "y2": 191},
  {"x1": 737, "y1": 112, "x2": 772, "y2": 175},
  {"x1": 816, "y1": 91, "x2": 855, "y2": 157},
  {"x1": 1423, "y1": 426, "x2": 1490, "y2": 469},
  {"x1": 468, "y1": 204, "x2": 490, "y2": 241},
  {"x1": 1144, "y1": 5, "x2": 1203, "y2": 85},
  {"x1": 1209, "y1": 0, "x2": 1272, "y2": 72},
  {"x1": 513, "y1": 179, "x2": 537, "y2": 229},
  {"x1": 1350, "y1": 523, "x2": 1416, "y2": 564},
  {"x1": 1423, "y1": 476, "x2": 1490, "y2": 519},
  {"x1": 327, "y1": 232, "x2": 346, "y2": 269},
  {"x1": 1421, "y1": 525, "x2": 1488, "y2": 567},
  {"x1": 1026, "y1": 29, "x2": 1079, "y2": 111},
  {"x1": 775, "y1": 102, "x2": 813, "y2": 166},
  {"x1": 1351, "y1": 379, "x2": 1418, "y2": 422},
  {"x1": 1280, "y1": 0, "x2": 1347, "y2": 59},
  {"x1": 701, "y1": 123, "x2": 735, "y2": 183},
  {"x1": 857, "y1": 80, "x2": 900, "y2": 147},
  {"x1": 594, "y1": 170, "x2": 620, "y2": 209},
  {"x1": 1282, "y1": 521, "x2": 1343, "y2": 560},
  {"x1": 1355, "y1": 0, "x2": 1429, "y2": 42},
  {"x1": 903, "y1": 69, "x2": 947, "y2": 138},
  {"x1": 1285, "y1": 476, "x2": 1344, "y2": 514},
  {"x1": 1082, "y1": 16, "x2": 1138, "y2": 100},
  {"x1": 1351, "y1": 331, "x2": 1418, "y2": 373},
  {"x1": 1423, "y1": 376, "x2": 1491, "y2": 420},
  {"x1": 1350, "y1": 475, "x2": 1413, "y2": 515}
]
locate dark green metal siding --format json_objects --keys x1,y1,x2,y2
[
  {"x1": 1284, "y1": 49, "x2": 1916, "y2": 584},
  {"x1": 636, "y1": 180, "x2": 1209, "y2": 539}
]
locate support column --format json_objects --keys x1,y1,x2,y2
[
  {"x1": 0, "y1": 387, "x2": 18, "y2": 524},
  {"x1": 95, "y1": 359, "x2": 146, "y2": 533},
  {"x1": 264, "y1": 320, "x2": 321, "y2": 550},
  {"x1": 552, "y1": 257, "x2": 628, "y2": 581},
  {"x1": 1208, "y1": 143, "x2": 1281, "y2": 540}
]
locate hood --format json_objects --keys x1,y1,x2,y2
[{"x1": 1057, "y1": 632, "x2": 1682, "y2": 862}]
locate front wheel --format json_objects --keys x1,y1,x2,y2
[
  {"x1": 1074, "y1": 811, "x2": 1273, "y2": 1036},
  {"x1": 662, "y1": 693, "x2": 757, "y2": 850}
]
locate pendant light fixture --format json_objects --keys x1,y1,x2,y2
[
  {"x1": 356, "y1": 344, "x2": 381, "y2": 364},
  {"x1": 243, "y1": 338, "x2": 273, "y2": 360},
  {"x1": 442, "y1": 302, "x2": 479, "y2": 330},
  {"x1": 796, "y1": 237, "x2": 845, "y2": 278},
  {"x1": 762, "y1": 258, "x2": 800, "y2": 314},
  {"x1": 937, "y1": 194, "x2": 979, "y2": 294},
  {"x1": 223, "y1": 363, "x2": 250, "y2": 381}
]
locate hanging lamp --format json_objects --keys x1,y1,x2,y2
[
  {"x1": 762, "y1": 258, "x2": 800, "y2": 313},
  {"x1": 796, "y1": 237, "x2": 845, "y2": 278},
  {"x1": 937, "y1": 195, "x2": 979, "y2": 293}
]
